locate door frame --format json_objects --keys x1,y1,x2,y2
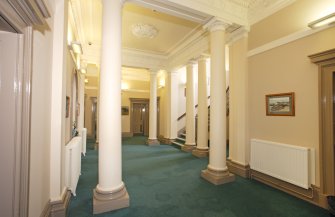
[
  {"x1": 129, "y1": 97, "x2": 160, "y2": 136},
  {"x1": 130, "y1": 98, "x2": 149, "y2": 136},
  {"x1": 0, "y1": 1, "x2": 50, "y2": 216},
  {"x1": 309, "y1": 48, "x2": 335, "y2": 205}
]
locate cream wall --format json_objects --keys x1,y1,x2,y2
[
  {"x1": 29, "y1": 25, "x2": 53, "y2": 217},
  {"x1": 65, "y1": 50, "x2": 76, "y2": 143},
  {"x1": 249, "y1": 0, "x2": 335, "y2": 50},
  {"x1": 228, "y1": 35, "x2": 249, "y2": 165},
  {"x1": 248, "y1": 0, "x2": 335, "y2": 186},
  {"x1": 158, "y1": 85, "x2": 166, "y2": 136}
]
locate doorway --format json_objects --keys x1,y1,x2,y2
[
  {"x1": 132, "y1": 103, "x2": 149, "y2": 136},
  {"x1": 309, "y1": 49, "x2": 335, "y2": 206},
  {"x1": 130, "y1": 98, "x2": 160, "y2": 137},
  {"x1": 91, "y1": 97, "x2": 98, "y2": 139}
]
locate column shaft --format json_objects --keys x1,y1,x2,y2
[
  {"x1": 182, "y1": 62, "x2": 196, "y2": 152},
  {"x1": 93, "y1": 0, "x2": 129, "y2": 214},
  {"x1": 147, "y1": 71, "x2": 160, "y2": 145},
  {"x1": 201, "y1": 20, "x2": 235, "y2": 185},
  {"x1": 193, "y1": 56, "x2": 209, "y2": 157}
]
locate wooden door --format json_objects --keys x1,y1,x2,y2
[{"x1": 132, "y1": 103, "x2": 146, "y2": 135}]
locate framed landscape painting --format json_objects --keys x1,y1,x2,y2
[{"x1": 266, "y1": 92, "x2": 295, "y2": 116}]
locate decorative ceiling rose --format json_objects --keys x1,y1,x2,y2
[{"x1": 131, "y1": 23, "x2": 159, "y2": 39}]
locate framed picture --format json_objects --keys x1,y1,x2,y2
[
  {"x1": 66, "y1": 96, "x2": 70, "y2": 118},
  {"x1": 121, "y1": 106, "x2": 129, "y2": 115},
  {"x1": 266, "y1": 92, "x2": 295, "y2": 116}
]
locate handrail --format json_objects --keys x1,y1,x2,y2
[
  {"x1": 177, "y1": 87, "x2": 229, "y2": 121},
  {"x1": 177, "y1": 96, "x2": 210, "y2": 121}
]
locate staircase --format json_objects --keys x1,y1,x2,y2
[
  {"x1": 171, "y1": 131, "x2": 186, "y2": 149},
  {"x1": 171, "y1": 87, "x2": 229, "y2": 150}
]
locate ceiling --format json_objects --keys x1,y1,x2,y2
[
  {"x1": 122, "y1": 3, "x2": 203, "y2": 55},
  {"x1": 69, "y1": 0, "x2": 294, "y2": 88}
]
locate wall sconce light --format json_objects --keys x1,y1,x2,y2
[
  {"x1": 121, "y1": 81, "x2": 129, "y2": 90},
  {"x1": 69, "y1": 41, "x2": 83, "y2": 54},
  {"x1": 80, "y1": 68, "x2": 87, "y2": 74},
  {"x1": 84, "y1": 78, "x2": 89, "y2": 83},
  {"x1": 158, "y1": 78, "x2": 165, "y2": 88},
  {"x1": 308, "y1": 12, "x2": 335, "y2": 28}
]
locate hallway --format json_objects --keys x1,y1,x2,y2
[{"x1": 67, "y1": 137, "x2": 329, "y2": 217}]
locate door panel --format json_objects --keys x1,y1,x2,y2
[
  {"x1": 132, "y1": 103, "x2": 144, "y2": 135},
  {"x1": 0, "y1": 31, "x2": 19, "y2": 217}
]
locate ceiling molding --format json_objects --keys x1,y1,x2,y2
[
  {"x1": 122, "y1": 48, "x2": 167, "y2": 69},
  {"x1": 248, "y1": 0, "x2": 297, "y2": 25},
  {"x1": 162, "y1": 0, "x2": 249, "y2": 26},
  {"x1": 128, "y1": 0, "x2": 211, "y2": 23},
  {"x1": 0, "y1": 0, "x2": 50, "y2": 30},
  {"x1": 122, "y1": 89, "x2": 150, "y2": 93},
  {"x1": 167, "y1": 33, "x2": 209, "y2": 71},
  {"x1": 165, "y1": 23, "x2": 204, "y2": 55}
]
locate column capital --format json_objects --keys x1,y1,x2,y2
[
  {"x1": 195, "y1": 54, "x2": 210, "y2": 62},
  {"x1": 204, "y1": 17, "x2": 230, "y2": 32},
  {"x1": 149, "y1": 69, "x2": 159, "y2": 76},
  {"x1": 187, "y1": 59, "x2": 197, "y2": 66}
]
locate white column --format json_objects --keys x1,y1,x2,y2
[
  {"x1": 201, "y1": 19, "x2": 235, "y2": 185},
  {"x1": 164, "y1": 71, "x2": 178, "y2": 142},
  {"x1": 182, "y1": 61, "x2": 196, "y2": 152},
  {"x1": 147, "y1": 71, "x2": 160, "y2": 145},
  {"x1": 93, "y1": 0, "x2": 129, "y2": 214},
  {"x1": 169, "y1": 71, "x2": 179, "y2": 140},
  {"x1": 192, "y1": 56, "x2": 209, "y2": 157},
  {"x1": 49, "y1": 0, "x2": 67, "y2": 203}
]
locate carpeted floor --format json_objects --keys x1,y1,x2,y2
[{"x1": 67, "y1": 136, "x2": 330, "y2": 217}]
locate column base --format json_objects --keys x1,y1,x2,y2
[
  {"x1": 146, "y1": 139, "x2": 160, "y2": 146},
  {"x1": 93, "y1": 186, "x2": 130, "y2": 214},
  {"x1": 201, "y1": 167, "x2": 235, "y2": 185},
  {"x1": 181, "y1": 143, "x2": 196, "y2": 152},
  {"x1": 192, "y1": 148, "x2": 209, "y2": 158}
]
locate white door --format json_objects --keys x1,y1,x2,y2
[{"x1": 0, "y1": 30, "x2": 20, "y2": 217}]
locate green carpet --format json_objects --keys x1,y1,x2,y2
[{"x1": 67, "y1": 136, "x2": 330, "y2": 217}]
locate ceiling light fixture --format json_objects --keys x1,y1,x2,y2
[
  {"x1": 70, "y1": 41, "x2": 83, "y2": 54},
  {"x1": 131, "y1": 23, "x2": 158, "y2": 39},
  {"x1": 308, "y1": 12, "x2": 335, "y2": 28}
]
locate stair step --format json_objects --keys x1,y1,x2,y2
[
  {"x1": 176, "y1": 137, "x2": 185, "y2": 143},
  {"x1": 171, "y1": 141, "x2": 184, "y2": 149},
  {"x1": 180, "y1": 133, "x2": 186, "y2": 138}
]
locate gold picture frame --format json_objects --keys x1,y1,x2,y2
[{"x1": 266, "y1": 92, "x2": 295, "y2": 116}]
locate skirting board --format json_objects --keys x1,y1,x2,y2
[
  {"x1": 40, "y1": 201, "x2": 51, "y2": 217},
  {"x1": 250, "y1": 170, "x2": 328, "y2": 209},
  {"x1": 227, "y1": 159, "x2": 250, "y2": 178},
  {"x1": 49, "y1": 190, "x2": 71, "y2": 217}
]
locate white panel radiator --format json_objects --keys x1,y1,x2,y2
[
  {"x1": 65, "y1": 136, "x2": 82, "y2": 196},
  {"x1": 82, "y1": 128, "x2": 87, "y2": 156},
  {"x1": 250, "y1": 139, "x2": 313, "y2": 189}
]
